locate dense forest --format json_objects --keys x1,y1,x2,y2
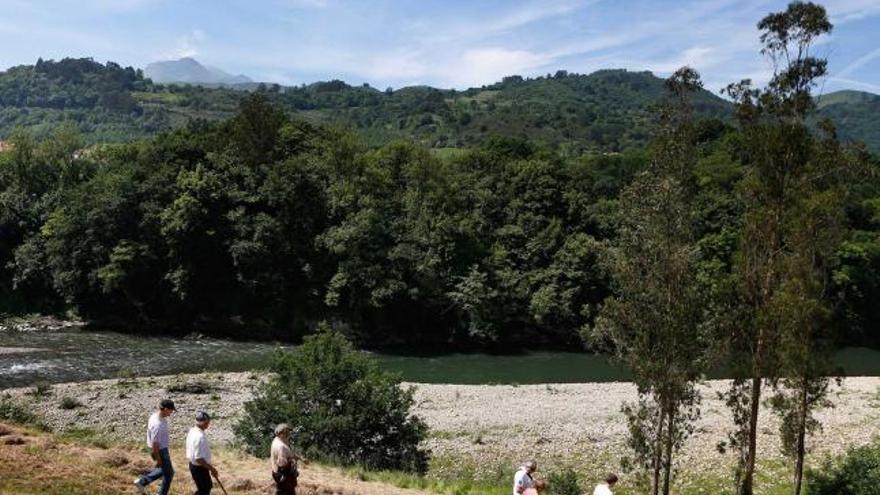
[
  {"x1": 1, "y1": 85, "x2": 878, "y2": 349},
  {"x1": 1, "y1": 57, "x2": 878, "y2": 152}
]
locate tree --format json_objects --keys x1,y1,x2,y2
[
  {"x1": 590, "y1": 67, "x2": 711, "y2": 495},
  {"x1": 720, "y1": 3, "x2": 856, "y2": 495},
  {"x1": 234, "y1": 327, "x2": 429, "y2": 473}
]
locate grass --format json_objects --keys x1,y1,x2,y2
[
  {"x1": 0, "y1": 416, "x2": 821, "y2": 495},
  {"x1": 349, "y1": 467, "x2": 509, "y2": 495}
]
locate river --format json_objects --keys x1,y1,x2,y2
[{"x1": 1, "y1": 328, "x2": 879, "y2": 388}]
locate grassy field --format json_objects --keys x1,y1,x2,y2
[
  {"x1": 0, "y1": 420, "x2": 441, "y2": 495},
  {"x1": 0, "y1": 418, "x2": 808, "y2": 495}
]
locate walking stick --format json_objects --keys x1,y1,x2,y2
[{"x1": 213, "y1": 473, "x2": 229, "y2": 495}]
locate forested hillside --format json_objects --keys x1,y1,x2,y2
[
  {"x1": 2, "y1": 58, "x2": 878, "y2": 152},
  {"x1": 2, "y1": 92, "x2": 878, "y2": 350}
]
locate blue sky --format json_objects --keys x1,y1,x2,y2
[{"x1": 0, "y1": 0, "x2": 878, "y2": 94}]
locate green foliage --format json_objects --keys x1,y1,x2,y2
[
  {"x1": 234, "y1": 327, "x2": 429, "y2": 473},
  {"x1": 591, "y1": 67, "x2": 714, "y2": 495},
  {"x1": 0, "y1": 397, "x2": 43, "y2": 427},
  {"x1": 720, "y1": 4, "x2": 857, "y2": 495},
  {"x1": 0, "y1": 58, "x2": 878, "y2": 352},
  {"x1": 30, "y1": 380, "x2": 52, "y2": 398},
  {"x1": 58, "y1": 396, "x2": 83, "y2": 410},
  {"x1": 806, "y1": 441, "x2": 880, "y2": 495},
  {"x1": 548, "y1": 468, "x2": 582, "y2": 495}
]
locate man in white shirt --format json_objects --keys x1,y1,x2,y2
[
  {"x1": 512, "y1": 460, "x2": 537, "y2": 495},
  {"x1": 593, "y1": 473, "x2": 618, "y2": 495},
  {"x1": 271, "y1": 423, "x2": 300, "y2": 495},
  {"x1": 187, "y1": 411, "x2": 218, "y2": 495},
  {"x1": 135, "y1": 399, "x2": 176, "y2": 495}
]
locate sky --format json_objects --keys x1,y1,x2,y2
[{"x1": 0, "y1": 0, "x2": 878, "y2": 94}]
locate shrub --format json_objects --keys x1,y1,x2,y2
[
  {"x1": 234, "y1": 327, "x2": 429, "y2": 473},
  {"x1": 59, "y1": 396, "x2": 83, "y2": 410},
  {"x1": 0, "y1": 399, "x2": 40, "y2": 425},
  {"x1": 807, "y1": 441, "x2": 880, "y2": 495},
  {"x1": 166, "y1": 380, "x2": 215, "y2": 394},
  {"x1": 548, "y1": 468, "x2": 581, "y2": 495},
  {"x1": 30, "y1": 380, "x2": 52, "y2": 397}
]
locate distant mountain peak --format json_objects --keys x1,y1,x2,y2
[{"x1": 144, "y1": 57, "x2": 253, "y2": 86}]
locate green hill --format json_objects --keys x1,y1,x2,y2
[
  {"x1": 815, "y1": 90, "x2": 880, "y2": 151},
  {"x1": 0, "y1": 58, "x2": 878, "y2": 152}
]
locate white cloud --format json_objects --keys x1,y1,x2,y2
[
  {"x1": 172, "y1": 29, "x2": 206, "y2": 59},
  {"x1": 824, "y1": 0, "x2": 880, "y2": 24},
  {"x1": 452, "y1": 47, "x2": 554, "y2": 87},
  {"x1": 283, "y1": 0, "x2": 330, "y2": 9},
  {"x1": 837, "y1": 46, "x2": 880, "y2": 77},
  {"x1": 826, "y1": 76, "x2": 880, "y2": 93}
]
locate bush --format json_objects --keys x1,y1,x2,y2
[
  {"x1": 548, "y1": 468, "x2": 581, "y2": 495},
  {"x1": 807, "y1": 441, "x2": 880, "y2": 495},
  {"x1": 166, "y1": 380, "x2": 215, "y2": 394},
  {"x1": 59, "y1": 396, "x2": 83, "y2": 410},
  {"x1": 30, "y1": 380, "x2": 52, "y2": 397},
  {"x1": 0, "y1": 398, "x2": 40, "y2": 426},
  {"x1": 234, "y1": 328, "x2": 429, "y2": 473}
]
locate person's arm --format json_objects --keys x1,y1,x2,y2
[
  {"x1": 194, "y1": 436, "x2": 217, "y2": 475},
  {"x1": 147, "y1": 424, "x2": 162, "y2": 466},
  {"x1": 194, "y1": 457, "x2": 217, "y2": 476}
]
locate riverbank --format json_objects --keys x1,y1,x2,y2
[{"x1": 4, "y1": 372, "x2": 879, "y2": 492}]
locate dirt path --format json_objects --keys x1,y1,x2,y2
[{"x1": 0, "y1": 422, "x2": 433, "y2": 495}]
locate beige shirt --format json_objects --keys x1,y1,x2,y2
[{"x1": 270, "y1": 436, "x2": 295, "y2": 473}]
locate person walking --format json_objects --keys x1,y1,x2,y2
[
  {"x1": 592, "y1": 473, "x2": 618, "y2": 495},
  {"x1": 134, "y1": 399, "x2": 176, "y2": 495},
  {"x1": 186, "y1": 411, "x2": 218, "y2": 495},
  {"x1": 513, "y1": 460, "x2": 537, "y2": 495},
  {"x1": 271, "y1": 423, "x2": 299, "y2": 495}
]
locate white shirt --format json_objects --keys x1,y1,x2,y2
[
  {"x1": 186, "y1": 426, "x2": 212, "y2": 464},
  {"x1": 593, "y1": 483, "x2": 613, "y2": 495},
  {"x1": 146, "y1": 412, "x2": 170, "y2": 449},
  {"x1": 513, "y1": 468, "x2": 534, "y2": 495},
  {"x1": 270, "y1": 437, "x2": 295, "y2": 473}
]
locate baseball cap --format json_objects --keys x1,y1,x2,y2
[
  {"x1": 159, "y1": 399, "x2": 176, "y2": 411},
  {"x1": 195, "y1": 411, "x2": 211, "y2": 422}
]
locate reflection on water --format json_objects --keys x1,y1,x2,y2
[{"x1": 1, "y1": 329, "x2": 879, "y2": 388}]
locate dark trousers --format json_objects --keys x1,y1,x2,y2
[
  {"x1": 273, "y1": 471, "x2": 296, "y2": 495},
  {"x1": 138, "y1": 448, "x2": 174, "y2": 495},
  {"x1": 190, "y1": 463, "x2": 213, "y2": 495}
]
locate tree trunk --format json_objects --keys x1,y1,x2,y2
[
  {"x1": 653, "y1": 407, "x2": 665, "y2": 495},
  {"x1": 792, "y1": 378, "x2": 808, "y2": 495},
  {"x1": 662, "y1": 407, "x2": 676, "y2": 495},
  {"x1": 740, "y1": 373, "x2": 762, "y2": 495}
]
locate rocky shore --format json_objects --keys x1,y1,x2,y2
[{"x1": 4, "y1": 373, "x2": 879, "y2": 483}]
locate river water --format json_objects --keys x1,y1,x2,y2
[{"x1": 1, "y1": 328, "x2": 879, "y2": 388}]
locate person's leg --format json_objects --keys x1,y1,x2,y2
[
  {"x1": 138, "y1": 458, "x2": 165, "y2": 486},
  {"x1": 156, "y1": 448, "x2": 174, "y2": 495},
  {"x1": 190, "y1": 464, "x2": 212, "y2": 495}
]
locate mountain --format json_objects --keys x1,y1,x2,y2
[
  {"x1": 144, "y1": 57, "x2": 253, "y2": 86},
  {"x1": 0, "y1": 57, "x2": 878, "y2": 153},
  {"x1": 815, "y1": 90, "x2": 880, "y2": 152}
]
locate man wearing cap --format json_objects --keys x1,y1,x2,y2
[
  {"x1": 187, "y1": 411, "x2": 217, "y2": 495},
  {"x1": 271, "y1": 423, "x2": 299, "y2": 495},
  {"x1": 134, "y1": 399, "x2": 176, "y2": 495}
]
